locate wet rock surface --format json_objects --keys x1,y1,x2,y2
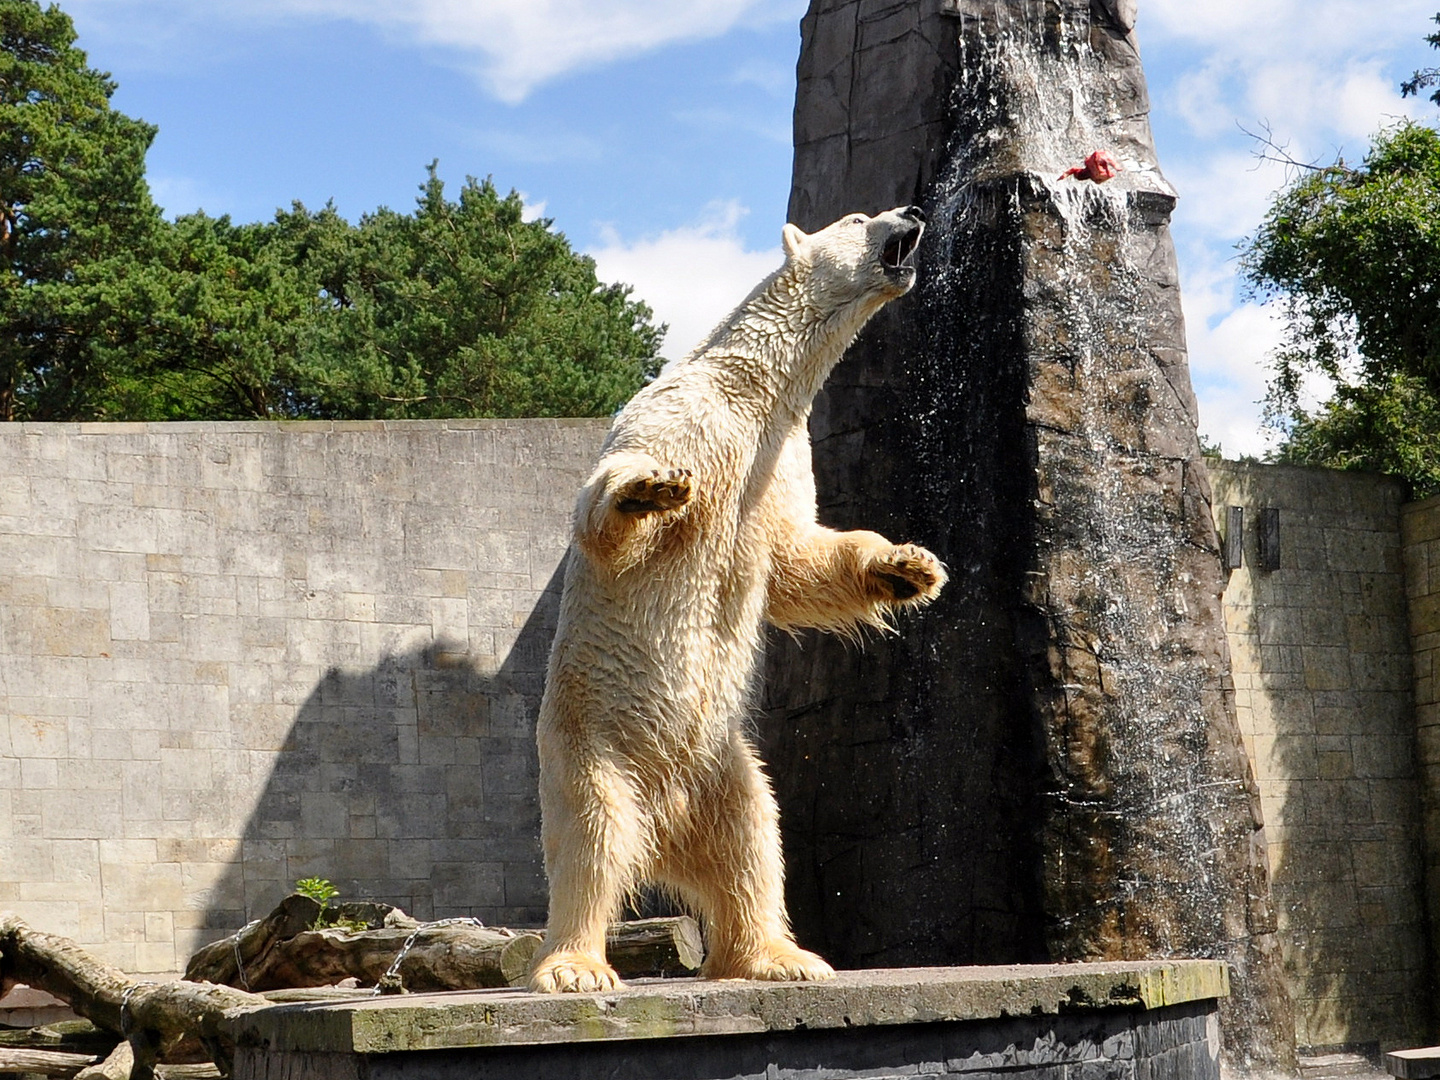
[{"x1": 764, "y1": 0, "x2": 1295, "y2": 1071}]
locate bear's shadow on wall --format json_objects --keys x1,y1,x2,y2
[{"x1": 202, "y1": 568, "x2": 566, "y2": 938}]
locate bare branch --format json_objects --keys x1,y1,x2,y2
[{"x1": 1237, "y1": 121, "x2": 1344, "y2": 179}]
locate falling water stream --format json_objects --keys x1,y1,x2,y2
[{"x1": 768, "y1": 0, "x2": 1296, "y2": 1073}]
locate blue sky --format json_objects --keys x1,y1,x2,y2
[{"x1": 60, "y1": 0, "x2": 1440, "y2": 455}]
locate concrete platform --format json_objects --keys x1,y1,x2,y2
[
  {"x1": 1386, "y1": 1047, "x2": 1440, "y2": 1079},
  {"x1": 225, "y1": 960, "x2": 1228, "y2": 1080}
]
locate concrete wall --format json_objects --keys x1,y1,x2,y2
[
  {"x1": 0, "y1": 419, "x2": 608, "y2": 976},
  {"x1": 1401, "y1": 493, "x2": 1440, "y2": 1005},
  {"x1": 3, "y1": 427, "x2": 1439, "y2": 1053},
  {"x1": 1209, "y1": 462, "x2": 1432, "y2": 1049}
]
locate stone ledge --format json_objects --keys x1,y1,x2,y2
[
  {"x1": 224, "y1": 960, "x2": 1228, "y2": 1055},
  {"x1": 1387, "y1": 1047, "x2": 1440, "y2": 1079},
  {"x1": 2, "y1": 417, "x2": 612, "y2": 436}
]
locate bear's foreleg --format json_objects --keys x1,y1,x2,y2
[
  {"x1": 657, "y1": 736, "x2": 834, "y2": 983},
  {"x1": 529, "y1": 755, "x2": 649, "y2": 993},
  {"x1": 766, "y1": 526, "x2": 946, "y2": 635},
  {"x1": 574, "y1": 451, "x2": 693, "y2": 572}
]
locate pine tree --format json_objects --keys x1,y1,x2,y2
[{"x1": 0, "y1": 0, "x2": 160, "y2": 419}]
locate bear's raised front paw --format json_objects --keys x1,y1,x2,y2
[
  {"x1": 615, "y1": 468, "x2": 692, "y2": 514},
  {"x1": 870, "y1": 543, "x2": 947, "y2": 604},
  {"x1": 528, "y1": 950, "x2": 624, "y2": 994},
  {"x1": 717, "y1": 941, "x2": 836, "y2": 983}
]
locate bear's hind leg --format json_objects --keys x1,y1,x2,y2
[
  {"x1": 529, "y1": 759, "x2": 648, "y2": 993},
  {"x1": 663, "y1": 738, "x2": 834, "y2": 983}
]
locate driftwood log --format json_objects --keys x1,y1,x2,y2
[
  {"x1": 2, "y1": 902, "x2": 704, "y2": 1078},
  {"x1": 181, "y1": 895, "x2": 400, "y2": 990},
  {"x1": 0, "y1": 912, "x2": 267, "y2": 1077},
  {"x1": 0, "y1": 1046, "x2": 100, "y2": 1077},
  {"x1": 75, "y1": 1042, "x2": 134, "y2": 1080},
  {"x1": 0, "y1": 1020, "x2": 117, "y2": 1055},
  {"x1": 185, "y1": 896, "x2": 704, "y2": 991}
]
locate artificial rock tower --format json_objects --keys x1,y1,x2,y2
[{"x1": 762, "y1": 0, "x2": 1295, "y2": 1069}]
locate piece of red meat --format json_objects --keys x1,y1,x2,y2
[{"x1": 1058, "y1": 150, "x2": 1122, "y2": 183}]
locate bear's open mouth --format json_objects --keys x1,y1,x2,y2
[{"x1": 881, "y1": 225, "x2": 922, "y2": 271}]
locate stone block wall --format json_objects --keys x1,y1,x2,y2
[
  {"x1": 3, "y1": 426, "x2": 1439, "y2": 1056},
  {"x1": 1401, "y1": 493, "x2": 1440, "y2": 1004},
  {"x1": 0, "y1": 419, "x2": 608, "y2": 976},
  {"x1": 1208, "y1": 461, "x2": 1431, "y2": 1048}
]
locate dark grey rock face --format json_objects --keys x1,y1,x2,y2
[{"x1": 765, "y1": 0, "x2": 1295, "y2": 1070}]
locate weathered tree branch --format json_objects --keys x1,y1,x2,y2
[
  {"x1": 0, "y1": 912, "x2": 268, "y2": 1077},
  {"x1": 185, "y1": 896, "x2": 703, "y2": 991},
  {"x1": 2, "y1": 904, "x2": 704, "y2": 1079},
  {"x1": 0, "y1": 1046, "x2": 99, "y2": 1077},
  {"x1": 1238, "y1": 120, "x2": 1342, "y2": 177}
]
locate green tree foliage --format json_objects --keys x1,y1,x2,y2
[
  {"x1": 107, "y1": 176, "x2": 664, "y2": 421},
  {"x1": 100, "y1": 212, "x2": 317, "y2": 420},
  {"x1": 1402, "y1": 13, "x2": 1440, "y2": 106},
  {"x1": 1243, "y1": 121, "x2": 1440, "y2": 494},
  {"x1": 283, "y1": 169, "x2": 663, "y2": 420},
  {"x1": 1277, "y1": 373, "x2": 1440, "y2": 496},
  {"x1": 0, "y1": 0, "x2": 160, "y2": 420},
  {"x1": 1, "y1": 1, "x2": 662, "y2": 422}
]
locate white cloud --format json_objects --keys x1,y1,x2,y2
[
  {"x1": 65, "y1": 0, "x2": 804, "y2": 102},
  {"x1": 730, "y1": 58, "x2": 795, "y2": 97},
  {"x1": 1138, "y1": 0, "x2": 1437, "y2": 454},
  {"x1": 1144, "y1": 0, "x2": 1430, "y2": 54},
  {"x1": 1144, "y1": 0, "x2": 1432, "y2": 151},
  {"x1": 1167, "y1": 149, "x2": 1288, "y2": 242},
  {"x1": 148, "y1": 173, "x2": 231, "y2": 219},
  {"x1": 1180, "y1": 244, "x2": 1338, "y2": 459},
  {"x1": 673, "y1": 106, "x2": 791, "y2": 145},
  {"x1": 446, "y1": 122, "x2": 606, "y2": 165},
  {"x1": 518, "y1": 194, "x2": 547, "y2": 224},
  {"x1": 588, "y1": 201, "x2": 782, "y2": 362},
  {"x1": 1189, "y1": 301, "x2": 1285, "y2": 459}
]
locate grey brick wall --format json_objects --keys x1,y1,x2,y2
[
  {"x1": 1208, "y1": 461, "x2": 1431, "y2": 1048},
  {"x1": 1400, "y1": 492, "x2": 1440, "y2": 1015},
  {"x1": 0, "y1": 419, "x2": 608, "y2": 975},
  {"x1": 2, "y1": 428, "x2": 1436, "y2": 1057}
]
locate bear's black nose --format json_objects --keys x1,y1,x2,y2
[{"x1": 903, "y1": 205, "x2": 926, "y2": 223}]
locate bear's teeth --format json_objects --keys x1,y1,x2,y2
[{"x1": 883, "y1": 228, "x2": 920, "y2": 268}]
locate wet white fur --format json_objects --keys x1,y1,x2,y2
[{"x1": 529, "y1": 208, "x2": 947, "y2": 993}]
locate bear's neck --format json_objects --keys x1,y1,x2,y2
[{"x1": 703, "y1": 267, "x2": 887, "y2": 416}]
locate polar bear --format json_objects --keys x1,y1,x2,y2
[{"x1": 529, "y1": 206, "x2": 946, "y2": 993}]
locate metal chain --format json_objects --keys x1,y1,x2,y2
[
  {"x1": 373, "y1": 917, "x2": 486, "y2": 995},
  {"x1": 119, "y1": 981, "x2": 157, "y2": 1036},
  {"x1": 232, "y1": 919, "x2": 261, "y2": 992}
]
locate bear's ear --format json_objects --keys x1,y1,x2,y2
[{"x1": 781, "y1": 223, "x2": 807, "y2": 257}]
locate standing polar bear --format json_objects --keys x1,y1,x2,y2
[{"x1": 529, "y1": 206, "x2": 945, "y2": 993}]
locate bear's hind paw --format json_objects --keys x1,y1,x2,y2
[
  {"x1": 615, "y1": 468, "x2": 692, "y2": 515},
  {"x1": 528, "y1": 951, "x2": 624, "y2": 994}
]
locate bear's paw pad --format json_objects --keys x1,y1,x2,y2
[
  {"x1": 616, "y1": 468, "x2": 693, "y2": 514},
  {"x1": 528, "y1": 951, "x2": 624, "y2": 994},
  {"x1": 871, "y1": 544, "x2": 946, "y2": 603}
]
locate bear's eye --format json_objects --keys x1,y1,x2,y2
[{"x1": 850, "y1": 215, "x2": 865, "y2": 225}]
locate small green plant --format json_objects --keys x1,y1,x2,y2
[
  {"x1": 293, "y1": 877, "x2": 371, "y2": 933},
  {"x1": 295, "y1": 876, "x2": 339, "y2": 906},
  {"x1": 295, "y1": 877, "x2": 340, "y2": 929}
]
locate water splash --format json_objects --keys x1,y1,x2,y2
[{"x1": 905, "y1": 0, "x2": 1294, "y2": 1070}]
